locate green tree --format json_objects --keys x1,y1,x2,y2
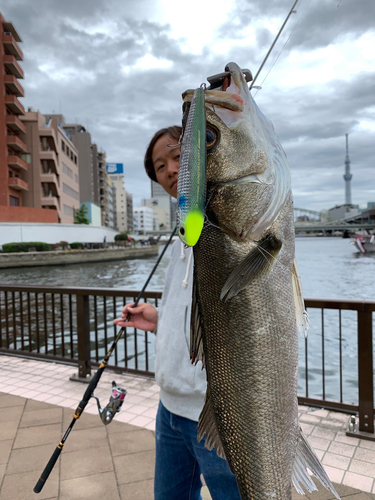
[{"x1": 74, "y1": 205, "x2": 90, "y2": 225}]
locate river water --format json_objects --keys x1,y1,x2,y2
[{"x1": 1, "y1": 237, "x2": 374, "y2": 404}]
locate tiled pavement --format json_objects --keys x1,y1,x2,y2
[{"x1": 0, "y1": 354, "x2": 375, "y2": 499}]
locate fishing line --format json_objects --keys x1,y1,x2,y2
[{"x1": 253, "y1": 0, "x2": 313, "y2": 97}]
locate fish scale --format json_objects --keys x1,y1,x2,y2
[{"x1": 194, "y1": 198, "x2": 298, "y2": 498}]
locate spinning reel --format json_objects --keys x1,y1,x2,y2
[{"x1": 92, "y1": 381, "x2": 127, "y2": 425}]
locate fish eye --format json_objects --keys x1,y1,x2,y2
[{"x1": 206, "y1": 128, "x2": 218, "y2": 149}]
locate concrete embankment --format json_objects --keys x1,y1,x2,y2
[{"x1": 0, "y1": 245, "x2": 160, "y2": 269}]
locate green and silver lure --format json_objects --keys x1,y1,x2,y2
[{"x1": 177, "y1": 84, "x2": 206, "y2": 247}]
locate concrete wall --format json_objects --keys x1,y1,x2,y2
[
  {"x1": 0, "y1": 245, "x2": 159, "y2": 268},
  {"x1": 0, "y1": 222, "x2": 119, "y2": 247}
]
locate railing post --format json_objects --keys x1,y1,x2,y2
[
  {"x1": 70, "y1": 294, "x2": 91, "y2": 382},
  {"x1": 357, "y1": 309, "x2": 374, "y2": 434}
]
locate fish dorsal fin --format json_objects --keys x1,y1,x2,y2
[
  {"x1": 220, "y1": 234, "x2": 282, "y2": 302},
  {"x1": 292, "y1": 429, "x2": 340, "y2": 498},
  {"x1": 197, "y1": 389, "x2": 226, "y2": 459},
  {"x1": 292, "y1": 257, "x2": 309, "y2": 336},
  {"x1": 190, "y1": 266, "x2": 205, "y2": 367}
]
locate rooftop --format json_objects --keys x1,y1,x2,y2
[{"x1": 0, "y1": 354, "x2": 374, "y2": 499}]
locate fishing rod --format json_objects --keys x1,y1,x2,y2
[
  {"x1": 34, "y1": 226, "x2": 177, "y2": 494},
  {"x1": 250, "y1": 0, "x2": 299, "y2": 90}
]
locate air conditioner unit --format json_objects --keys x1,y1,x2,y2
[{"x1": 4, "y1": 32, "x2": 12, "y2": 35}]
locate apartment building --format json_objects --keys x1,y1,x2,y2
[
  {"x1": 21, "y1": 112, "x2": 80, "y2": 223},
  {"x1": 126, "y1": 193, "x2": 134, "y2": 233},
  {"x1": 0, "y1": 13, "x2": 26, "y2": 208},
  {"x1": 66, "y1": 124, "x2": 100, "y2": 205},
  {"x1": 97, "y1": 151, "x2": 115, "y2": 227},
  {"x1": 151, "y1": 179, "x2": 175, "y2": 230},
  {"x1": 0, "y1": 13, "x2": 62, "y2": 223},
  {"x1": 141, "y1": 197, "x2": 170, "y2": 230},
  {"x1": 44, "y1": 117, "x2": 100, "y2": 206},
  {"x1": 108, "y1": 166, "x2": 134, "y2": 233},
  {"x1": 134, "y1": 206, "x2": 153, "y2": 234}
]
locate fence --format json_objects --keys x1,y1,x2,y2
[{"x1": 0, "y1": 285, "x2": 374, "y2": 436}]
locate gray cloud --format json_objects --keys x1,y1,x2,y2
[{"x1": 1, "y1": 0, "x2": 374, "y2": 213}]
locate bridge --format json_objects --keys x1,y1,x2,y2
[{"x1": 139, "y1": 208, "x2": 375, "y2": 237}]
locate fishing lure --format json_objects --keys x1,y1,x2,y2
[{"x1": 177, "y1": 84, "x2": 206, "y2": 247}]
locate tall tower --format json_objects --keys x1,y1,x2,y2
[{"x1": 343, "y1": 133, "x2": 352, "y2": 205}]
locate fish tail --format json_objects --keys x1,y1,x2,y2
[{"x1": 292, "y1": 429, "x2": 341, "y2": 498}]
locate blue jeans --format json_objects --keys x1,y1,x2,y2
[{"x1": 154, "y1": 401, "x2": 241, "y2": 500}]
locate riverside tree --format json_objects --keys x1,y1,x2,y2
[{"x1": 74, "y1": 205, "x2": 90, "y2": 225}]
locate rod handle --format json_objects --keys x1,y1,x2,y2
[{"x1": 33, "y1": 444, "x2": 63, "y2": 493}]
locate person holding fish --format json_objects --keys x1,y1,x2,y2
[{"x1": 114, "y1": 125, "x2": 241, "y2": 499}]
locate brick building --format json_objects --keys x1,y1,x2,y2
[{"x1": 0, "y1": 12, "x2": 57, "y2": 222}]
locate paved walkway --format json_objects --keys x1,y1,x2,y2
[{"x1": 0, "y1": 354, "x2": 375, "y2": 499}]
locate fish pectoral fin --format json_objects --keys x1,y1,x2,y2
[
  {"x1": 190, "y1": 271, "x2": 205, "y2": 367},
  {"x1": 292, "y1": 429, "x2": 340, "y2": 499},
  {"x1": 197, "y1": 390, "x2": 226, "y2": 460},
  {"x1": 292, "y1": 257, "x2": 309, "y2": 337},
  {"x1": 220, "y1": 234, "x2": 282, "y2": 301}
]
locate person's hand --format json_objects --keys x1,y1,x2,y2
[{"x1": 114, "y1": 302, "x2": 157, "y2": 332}]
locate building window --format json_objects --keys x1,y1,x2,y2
[
  {"x1": 10, "y1": 195, "x2": 19, "y2": 206},
  {"x1": 9, "y1": 170, "x2": 13, "y2": 178},
  {"x1": 74, "y1": 155, "x2": 77, "y2": 164},
  {"x1": 62, "y1": 182, "x2": 79, "y2": 200},
  {"x1": 62, "y1": 140, "x2": 65, "y2": 151},
  {"x1": 63, "y1": 204, "x2": 75, "y2": 217},
  {"x1": 62, "y1": 162, "x2": 73, "y2": 179},
  {"x1": 66, "y1": 146, "x2": 70, "y2": 156}
]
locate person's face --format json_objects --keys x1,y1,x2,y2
[{"x1": 152, "y1": 134, "x2": 180, "y2": 198}]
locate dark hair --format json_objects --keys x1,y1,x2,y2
[{"x1": 144, "y1": 126, "x2": 182, "y2": 183}]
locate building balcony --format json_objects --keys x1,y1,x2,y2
[
  {"x1": 3, "y1": 55, "x2": 24, "y2": 79},
  {"x1": 41, "y1": 196, "x2": 60, "y2": 210},
  {"x1": 6, "y1": 115, "x2": 26, "y2": 134},
  {"x1": 40, "y1": 173, "x2": 59, "y2": 184},
  {"x1": 2, "y1": 33, "x2": 23, "y2": 60},
  {"x1": 6, "y1": 135, "x2": 27, "y2": 153},
  {"x1": 4, "y1": 95, "x2": 25, "y2": 115},
  {"x1": 41, "y1": 174, "x2": 60, "y2": 197},
  {"x1": 39, "y1": 128, "x2": 58, "y2": 150},
  {"x1": 40, "y1": 150, "x2": 58, "y2": 167},
  {"x1": 4, "y1": 75, "x2": 24, "y2": 97},
  {"x1": 8, "y1": 177, "x2": 28, "y2": 191},
  {"x1": 7, "y1": 155, "x2": 27, "y2": 171}
]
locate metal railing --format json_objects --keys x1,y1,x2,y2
[
  {"x1": 0, "y1": 285, "x2": 374, "y2": 435},
  {"x1": 0, "y1": 285, "x2": 161, "y2": 377}
]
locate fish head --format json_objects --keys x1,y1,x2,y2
[{"x1": 182, "y1": 62, "x2": 291, "y2": 242}]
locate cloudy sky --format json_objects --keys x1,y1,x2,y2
[{"x1": 2, "y1": 0, "x2": 374, "y2": 212}]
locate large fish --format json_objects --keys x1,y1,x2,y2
[{"x1": 182, "y1": 63, "x2": 340, "y2": 499}]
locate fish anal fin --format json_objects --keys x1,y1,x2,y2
[
  {"x1": 197, "y1": 390, "x2": 226, "y2": 460},
  {"x1": 190, "y1": 266, "x2": 205, "y2": 367},
  {"x1": 220, "y1": 234, "x2": 282, "y2": 301},
  {"x1": 292, "y1": 429, "x2": 340, "y2": 499}
]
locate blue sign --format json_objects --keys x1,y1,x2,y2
[{"x1": 106, "y1": 163, "x2": 124, "y2": 174}]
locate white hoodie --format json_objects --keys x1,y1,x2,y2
[{"x1": 155, "y1": 239, "x2": 207, "y2": 421}]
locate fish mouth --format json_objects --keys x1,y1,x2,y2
[{"x1": 182, "y1": 63, "x2": 250, "y2": 113}]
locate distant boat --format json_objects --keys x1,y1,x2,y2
[{"x1": 351, "y1": 234, "x2": 375, "y2": 253}]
